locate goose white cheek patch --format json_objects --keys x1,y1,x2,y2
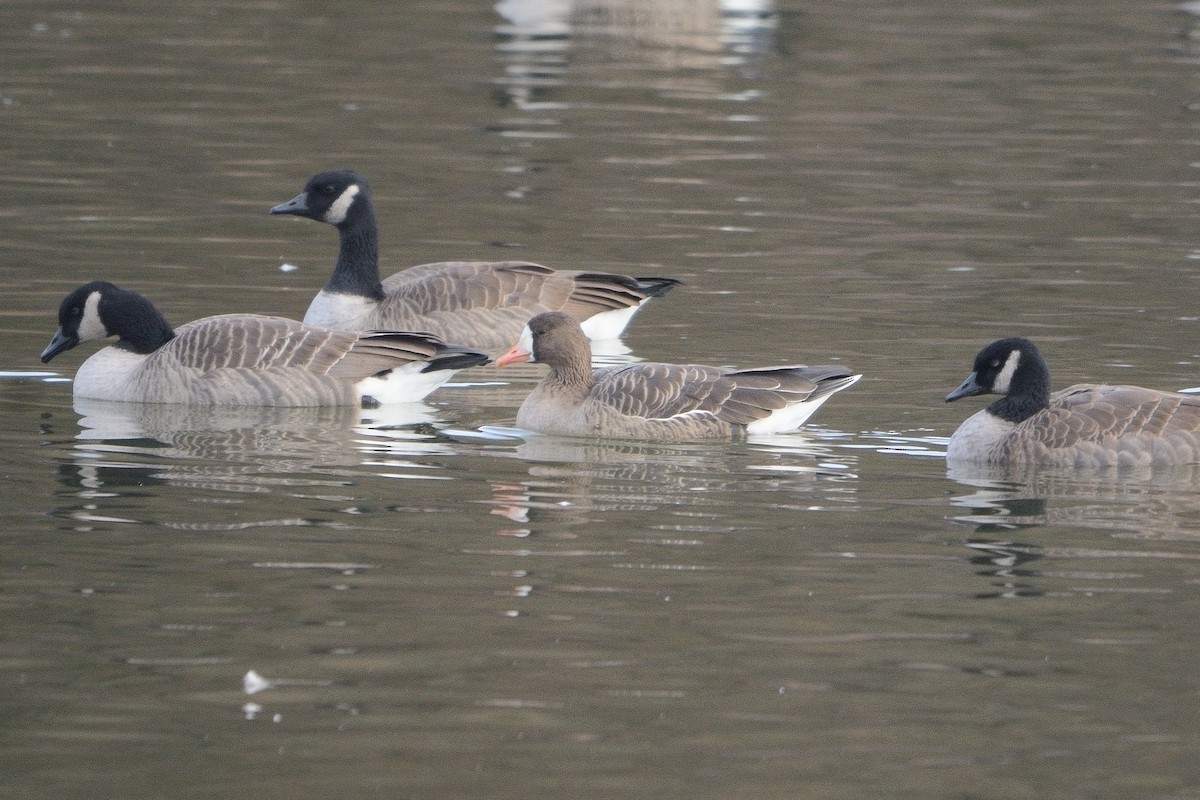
[
  {"x1": 78, "y1": 290, "x2": 107, "y2": 341},
  {"x1": 992, "y1": 350, "x2": 1021, "y2": 394},
  {"x1": 322, "y1": 184, "x2": 360, "y2": 224}
]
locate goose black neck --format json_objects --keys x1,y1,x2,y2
[
  {"x1": 327, "y1": 204, "x2": 385, "y2": 301},
  {"x1": 109, "y1": 292, "x2": 177, "y2": 355},
  {"x1": 987, "y1": 367, "x2": 1050, "y2": 424}
]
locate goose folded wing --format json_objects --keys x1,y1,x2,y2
[
  {"x1": 1041, "y1": 384, "x2": 1200, "y2": 444},
  {"x1": 381, "y1": 261, "x2": 571, "y2": 316},
  {"x1": 595, "y1": 363, "x2": 740, "y2": 421},
  {"x1": 563, "y1": 272, "x2": 677, "y2": 313},
  {"x1": 170, "y1": 316, "x2": 445, "y2": 377}
]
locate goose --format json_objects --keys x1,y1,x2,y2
[
  {"x1": 40, "y1": 281, "x2": 490, "y2": 406},
  {"x1": 269, "y1": 170, "x2": 681, "y2": 350},
  {"x1": 945, "y1": 337, "x2": 1200, "y2": 467},
  {"x1": 494, "y1": 311, "x2": 860, "y2": 440}
]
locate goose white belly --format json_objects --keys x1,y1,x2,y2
[
  {"x1": 72, "y1": 347, "x2": 149, "y2": 401},
  {"x1": 946, "y1": 409, "x2": 1017, "y2": 462}
]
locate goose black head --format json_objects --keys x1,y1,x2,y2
[{"x1": 270, "y1": 169, "x2": 372, "y2": 228}]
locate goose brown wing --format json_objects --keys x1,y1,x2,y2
[
  {"x1": 713, "y1": 367, "x2": 818, "y2": 426},
  {"x1": 378, "y1": 262, "x2": 677, "y2": 346},
  {"x1": 381, "y1": 262, "x2": 573, "y2": 316},
  {"x1": 386, "y1": 262, "x2": 675, "y2": 316},
  {"x1": 593, "y1": 363, "x2": 738, "y2": 421},
  {"x1": 593, "y1": 363, "x2": 855, "y2": 426},
  {"x1": 561, "y1": 272, "x2": 680, "y2": 316},
  {"x1": 375, "y1": 262, "x2": 572, "y2": 341},
  {"x1": 715, "y1": 366, "x2": 856, "y2": 426},
  {"x1": 1032, "y1": 384, "x2": 1200, "y2": 450},
  {"x1": 170, "y1": 316, "x2": 453, "y2": 379}
]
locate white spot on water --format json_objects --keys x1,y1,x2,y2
[{"x1": 243, "y1": 670, "x2": 272, "y2": 695}]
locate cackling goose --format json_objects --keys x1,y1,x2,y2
[
  {"x1": 946, "y1": 337, "x2": 1200, "y2": 467},
  {"x1": 41, "y1": 281, "x2": 489, "y2": 406},
  {"x1": 270, "y1": 170, "x2": 680, "y2": 350}
]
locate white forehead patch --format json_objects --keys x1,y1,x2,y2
[
  {"x1": 518, "y1": 325, "x2": 534, "y2": 361},
  {"x1": 991, "y1": 349, "x2": 1021, "y2": 394},
  {"x1": 77, "y1": 290, "x2": 108, "y2": 341},
  {"x1": 322, "y1": 184, "x2": 360, "y2": 225}
]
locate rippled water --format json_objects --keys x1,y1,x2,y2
[{"x1": 3, "y1": 1, "x2": 1200, "y2": 798}]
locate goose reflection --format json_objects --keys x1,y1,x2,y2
[
  {"x1": 1177, "y1": 1, "x2": 1200, "y2": 59},
  {"x1": 948, "y1": 461, "x2": 1200, "y2": 601},
  {"x1": 965, "y1": 539, "x2": 1047, "y2": 600},
  {"x1": 494, "y1": 0, "x2": 779, "y2": 107},
  {"x1": 63, "y1": 397, "x2": 458, "y2": 496},
  {"x1": 483, "y1": 430, "x2": 857, "y2": 533},
  {"x1": 946, "y1": 459, "x2": 1200, "y2": 541}
]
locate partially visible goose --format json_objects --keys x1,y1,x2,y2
[
  {"x1": 495, "y1": 312, "x2": 860, "y2": 440},
  {"x1": 269, "y1": 170, "x2": 680, "y2": 350},
  {"x1": 40, "y1": 281, "x2": 489, "y2": 406},
  {"x1": 946, "y1": 337, "x2": 1200, "y2": 467}
]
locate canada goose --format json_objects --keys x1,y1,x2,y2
[
  {"x1": 495, "y1": 312, "x2": 860, "y2": 440},
  {"x1": 269, "y1": 170, "x2": 680, "y2": 350},
  {"x1": 41, "y1": 281, "x2": 489, "y2": 406},
  {"x1": 946, "y1": 337, "x2": 1200, "y2": 467}
]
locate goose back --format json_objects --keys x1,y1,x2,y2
[{"x1": 367, "y1": 262, "x2": 676, "y2": 349}]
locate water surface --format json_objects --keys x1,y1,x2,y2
[{"x1": 2, "y1": 1, "x2": 1199, "y2": 798}]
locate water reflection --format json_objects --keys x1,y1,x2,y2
[
  {"x1": 61, "y1": 397, "x2": 458, "y2": 498},
  {"x1": 1176, "y1": 1, "x2": 1200, "y2": 59},
  {"x1": 481, "y1": 429, "x2": 857, "y2": 534},
  {"x1": 7, "y1": 2, "x2": 1200, "y2": 796},
  {"x1": 493, "y1": 0, "x2": 778, "y2": 110},
  {"x1": 947, "y1": 459, "x2": 1200, "y2": 540},
  {"x1": 965, "y1": 539, "x2": 1047, "y2": 600}
]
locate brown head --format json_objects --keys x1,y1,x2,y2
[{"x1": 496, "y1": 312, "x2": 592, "y2": 377}]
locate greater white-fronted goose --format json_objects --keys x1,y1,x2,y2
[
  {"x1": 41, "y1": 281, "x2": 489, "y2": 406},
  {"x1": 269, "y1": 170, "x2": 680, "y2": 350},
  {"x1": 946, "y1": 337, "x2": 1200, "y2": 467},
  {"x1": 495, "y1": 312, "x2": 860, "y2": 440}
]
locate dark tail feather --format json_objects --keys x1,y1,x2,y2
[
  {"x1": 422, "y1": 345, "x2": 491, "y2": 373},
  {"x1": 634, "y1": 277, "x2": 683, "y2": 298}
]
